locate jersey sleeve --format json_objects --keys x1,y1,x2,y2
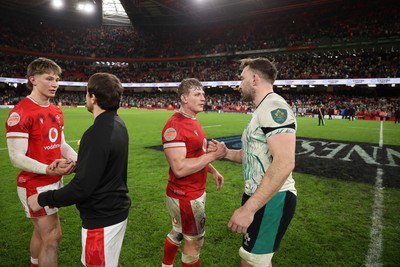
[
  {"x1": 258, "y1": 95, "x2": 296, "y2": 137},
  {"x1": 6, "y1": 108, "x2": 31, "y2": 139},
  {"x1": 162, "y1": 119, "x2": 186, "y2": 149}
]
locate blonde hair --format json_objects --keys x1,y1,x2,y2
[{"x1": 26, "y1": 57, "x2": 62, "y2": 90}]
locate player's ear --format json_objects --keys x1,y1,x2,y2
[
  {"x1": 180, "y1": 94, "x2": 188, "y2": 104},
  {"x1": 91, "y1": 94, "x2": 97, "y2": 104},
  {"x1": 29, "y1": 76, "x2": 36, "y2": 86},
  {"x1": 253, "y1": 73, "x2": 261, "y2": 86}
]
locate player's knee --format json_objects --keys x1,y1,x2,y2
[
  {"x1": 239, "y1": 246, "x2": 274, "y2": 267},
  {"x1": 167, "y1": 230, "x2": 183, "y2": 245},
  {"x1": 182, "y1": 238, "x2": 204, "y2": 258},
  {"x1": 43, "y1": 228, "x2": 62, "y2": 247},
  {"x1": 182, "y1": 253, "x2": 200, "y2": 265}
]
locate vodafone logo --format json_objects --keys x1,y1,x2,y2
[
  {"x1": 202, "y1": 138, "x2": 207, "y2": 152},
  {"x1": 48, "y1": 128, "x2": 59, "y2": 143}
]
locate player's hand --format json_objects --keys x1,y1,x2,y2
[
  {"x1": 27, "y1": 194, "x2": 42, "y2": 212},
  {"x1": 207, "y1": 139, "x2": 218, "y2": 152},
  {"x1": 212, "y1": 170, "x2": 224, "y2": 191},
  {"x1": 207, "y1": 139, "x2": 227, "y2": 159},
  {"x1": 46, "y1": 159, "x2": 76, "y2": 176},
  {"x1": 228, "y1": 206, "x2": 255, "y2": 234}
]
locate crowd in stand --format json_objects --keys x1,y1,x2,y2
[
  {"x1": 0, "y1": 0, "x2": 399, "y2": 120},
  {"x1": 1, "y1": 85, "x2": 399, "y2": 122},
  {"x1": 0, "y1": 0, "x2": 399, "y2": 82},
  {"x1": 1, "y1": 1, "x2": 398, "y2": 59},
  {"x1": 1, "y1": 46, "x2": 399, "y2": 83}
]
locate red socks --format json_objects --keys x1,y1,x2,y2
[
  {"x1": 162, "y1": 237, "x2": 180, "y2": 265},
  {"x1": 31, "y1": 257, "x2": 38, "y2": 267}
]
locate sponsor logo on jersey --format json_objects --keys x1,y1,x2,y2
[
  {"x1": 164, "y1": 127, "x2": 177, "y2": 141},
  {"x1": 49, "y1": 128, "x2": 59, "y2": 143},
  {"x1": 7, "y1": 112, "x2": 20, "y2": 127},
  {"x1": 271, "y1": 108, "x2": 287, "y2": 124},
  {"x1": 202, "y1": 138, "x2": 207, "y2": 152},
  {"x1": 44, "y1": 144, "x2": 61, "y2": 150}
]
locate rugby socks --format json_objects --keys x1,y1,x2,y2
[
  {"x1": 162, "y1": 237, "x2": 179, "y2": 266},
  {"x1": 30, "y1": 257, "x2": 38, "y2": 267},
  {"x1": 182, "y1": 258, "x2": 200, "y2": 267}
]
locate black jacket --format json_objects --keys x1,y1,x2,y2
[{"x1": 39, "y1": 111, "x2": 131, "y2": 229}]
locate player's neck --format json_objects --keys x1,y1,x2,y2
[
  {"x1": 28, "y1": 93, "x2": 50, "y2": 106},
  {"x1": 178, "y1": 108, "x2": 195, "y2": 118},
  {"x1": 92, "y1": 106, "x2": 106, "y2": 119}
]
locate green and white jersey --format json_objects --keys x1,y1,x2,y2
[{"x1": 241, "y1": 92, "x2": 297, "y2": 196}]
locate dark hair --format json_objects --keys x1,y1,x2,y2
[
  {"x1": 87, "y1": 73, "x2": 123, "y2": 111},
  {"x1": 239, "y1": 57, "x2": 278, "y2": 84},
  {"x1": 177, "y1": 78, "x2": 203, "y2": 98},
  {"x1": 26, "y1": 57, "x2": 62, "y2": 90}
]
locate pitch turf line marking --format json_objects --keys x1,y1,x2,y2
[{"x1": 365, "y1": 121, "x2": 384, "y2": 267}]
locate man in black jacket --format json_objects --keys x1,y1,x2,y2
[
  {"x1": 318, "y1": 104, "x2": 325, "y2": 126},
  {"x1": 28, "y1": 73, "x2": 131, "y2": 267}
]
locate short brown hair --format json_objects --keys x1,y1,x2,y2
[
  {"x1": 239, "y1": 57, "x2": 278, "y2": 84},
  {"x1": 26, "y1": 57, "x2": 62, "y2": 90},
  {"x1": 87, "y1": 73, "x2": 123, "y2": 111}
]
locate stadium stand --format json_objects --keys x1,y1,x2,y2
[{"x1": 0, "y1": 0, "x2": 399, "y2": 120}]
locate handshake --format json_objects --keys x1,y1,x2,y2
[
  {"x1": 207, "y1": 139, "x2": 228, "y2": 159},
  {"x1": 27, "y1": 158, "x2": 76, "y2": 213},
  {"x1": 46, "y1": 158, "x2": 76, "y2": 176}
]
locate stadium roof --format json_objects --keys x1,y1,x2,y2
[{"x1": 2, "y1": 0, "x2": 342, "y2": 26}]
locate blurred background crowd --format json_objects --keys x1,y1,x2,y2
[{"x1": 0, "y1": 0, "x2": 399, "y2": 120}]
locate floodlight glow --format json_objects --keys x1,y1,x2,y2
[
  {"x1": 77, "y1": 3, "x2": 84, "y2": 11},
  {"x1": 52, "y1": 0, "x2": 63, "y2": 9},
  {"x1": 77, "y1": 2, "x2": 95, "y2": 13}
]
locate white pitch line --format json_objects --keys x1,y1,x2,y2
[
  {"x1": 365, "y1": 121, "x2": 384, "y2": 267},
  {"x1": 202, "y1": 125, "x2": 222, "y2": 128}
]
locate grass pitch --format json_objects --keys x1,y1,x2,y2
[{"x1": 0, "y1": 108, "x2": 399, "y2": 267}]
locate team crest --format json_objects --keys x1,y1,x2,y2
[{"x1": 271, "y1": 108, "x2": 287, "y2": 124}]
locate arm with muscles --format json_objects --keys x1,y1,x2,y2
[
  {"x1": 208, "y1": 163, "x2": 224, "y2": 190},
  {"x1": 164, "y1": 141, "x2": 226, "y2": 179},
  {"x1": 28, "y1": 135, "x2": 106, "y2": 211},
  {"x1": 7, "y1": 138, "x2": 75, "y2": 176},
  {"x1": 228, "y1": 133, "x2": 296, "y2": 234}
]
